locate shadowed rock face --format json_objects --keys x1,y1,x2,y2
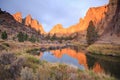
[
  {"x1": 97, "y1": 0, "x2": 120, "y2": 44},
  {"x1": 105, "y1": 0, "x2": 120, "y2": 36}
]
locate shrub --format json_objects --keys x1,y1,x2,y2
[
  {"x1": 0, "y1": 53, "x2": 25, "y2": 80},
  {"x1": 20, "y1": 67, "x2": 35, "y2": 80},
  {"x1": 17, "y1": 32, "x2": 29, "y2": 42},
  {"x1": 24, "y1": 33, "x2": 28, "y2": 41},
  {"x1": 17, "y1": 32, "x2": 25, "y2": 42},
  {"x1": 35, "y1": 66, "x2": 50, "y2": 80},
  {"x1": 86, "y1": 21, "x2": 98, "y2": 45},
  {"x1": 29, "y1": 35, "x2": 36, "y2": 43},
  {"x1": 1, "y1": 31, "x2": 7, "y2": 40}
]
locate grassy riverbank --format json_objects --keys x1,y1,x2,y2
[
  {"x1": 0, "y1": 40, "x2": 116, "y2": 80},
  {"x1": 87, "y1": 43, "x2": 120, "y2": 56}
]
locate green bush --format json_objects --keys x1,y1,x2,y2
[
  {"x1": 17, "y1": 32, "x2": 25, "y2": 42},
  {"x1": 17, "y1": 32, "x2": 29, "y2": 42},
  {"x1": 29, "y1": 35, "x2": 36, "y2": 43},
  {"x1": 24, "y1": 33, "x2": 28, "y2": 41},
  {"x1": 1, "y1": 31, "x2": 7, "y2": 40}
]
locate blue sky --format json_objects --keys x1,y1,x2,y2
[{"x1": 0, "y1": 0, "x2": 109, "y2": 32}]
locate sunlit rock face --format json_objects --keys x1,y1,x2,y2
[
  {"x1": 49, "y1": 24, "x2": 68, "y2": 36},
  {"x1": 49, "y1": 5, "x2": 108, "y2": 36},
  {"x1": 13, "y1": 12, "x2": 22, "y2": 23},
  {"x1": 30, "y1": 19, "x2": 45, "y2": 34},
  {"x1": 25, "y1": 15, "x2": 45, "y2": 34},
  {"x1": 13, "y1": 13, "x2": 46, "y2": 34},
  {"x1": 25, "y1": 14, "x2": 32, "y2": 26},
  {"x1": 49, "y1": 0, "x2": 120, "y2": 44}
]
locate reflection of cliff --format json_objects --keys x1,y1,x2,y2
[{"x1": 51, "y1": 48, "x2": 88, "y2": 69}]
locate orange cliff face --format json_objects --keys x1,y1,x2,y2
[
  {"x1": 49, "y1": 24, "x2": 67, "y2": 35},
  {"x1": 25, "y1": 14, "x2": 32, "y2": 26},
  {"x1": 13, "y1": 12, "x2": 22, "y2": 23},
  {"x1": 13, "y1": 13, "x2": 46, "y2": 34},
  {"x1": 49, "y1": 5, "x2": 108, "y2": 36},
  {"x1": 25, "y1": 15, "x2": 45, "y2": 34}
]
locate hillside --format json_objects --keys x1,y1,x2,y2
[{"x1": 0, "y1": 9, "x2": 42, "y2": 40}]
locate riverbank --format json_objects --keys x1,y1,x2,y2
[
  {"x1": 0, "y1": 40, "x2": 116, "y2": 80},
  {"x1": 87, "y1": 43, "x2": 120, "y2": 56}
]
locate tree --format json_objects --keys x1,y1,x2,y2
[
  {"x1": 17, "y1": 32, "x2": 24, "y2": 42},
  {"x1": 24, "y1": 33, "x2": 28, "y2": 41},
  {"x1": 17, "y1": 32, "x2": 29, "y2": 42},
  {"x1": 86, "y1": 21, "x2": 98, "y2": 45},
  {"x1": 29, "y1": 35, "x2": 36, "y2": 43},
  {"x1": 1, "y1": 31, "x2": 7, "y2": 40}
]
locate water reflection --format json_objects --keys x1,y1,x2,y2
[
  {"x1": 86, "y1": 54, "x2": 120, "y2": 79},
  {"x1": 38, "y1": 47, "x2": 120, "y2": 79},
  {"x1": 93, "y1": 62, "x2": 104, "y2": 73}
]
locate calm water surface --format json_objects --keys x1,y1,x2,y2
[{"x1": 38, "y1": 47, "x2": 120, "y2": 79}]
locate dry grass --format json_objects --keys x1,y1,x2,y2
[
  {"x1": 87, "y1": 43, "x2": 120, "y2": 56},
  {"x1": 0, "y1": 40, "x2": 116, "y2": 80}
]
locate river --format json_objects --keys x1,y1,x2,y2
[{"x1": 35, "y1": 46, "x2": 120, "y2": 79}]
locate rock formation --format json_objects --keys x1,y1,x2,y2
[
  {"x1": 13, "y1": 13, "x2": 45, "y2": 34},
  {"x1": 49, "y1": 5, "x2": 108, "y2": 36},
  {"x1": 13, "y1": 12, "x2": 22, "y2": 23},
  {"x1": 0, "y1": 10, "x2": 43, "y2": 39},
  {"x1": 49, "y1": 0, "x2": 120, "y2": 44},
  {"x1": 25, "y1": 15, "x2": 45, "y2": 34},
  {"x1": 25, "y1": 14, "x2": 32, "y2": 26}
]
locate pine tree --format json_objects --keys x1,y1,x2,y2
[
  {"x1": 86, "y1": 21, "x2": 98, "y2": 45},
  {"x1": 17, "y1": 32, "x2": 24, "y2": 42}
]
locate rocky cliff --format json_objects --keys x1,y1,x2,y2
[
  {"x1": 96, "y1": 0, "x2": 120, "y2": 44},
  {"x1": 0, "y1": 9, "x2": 42, "y2": 39},
  {"x1": 13, "y1": 12, "x2": 22, "y2": 23},
  {"x1": 49, "y1": 0, "x2": 120, "y2": 44},
  {"x1": 13, "y1": 13, "x2": 45, "y2": 34},
  {"x1": 24, "y1": 15, "x2": 45, "y2": 34},
  {"x1": 49, "y1": 5, "x2": 108, "y2": 36}
]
